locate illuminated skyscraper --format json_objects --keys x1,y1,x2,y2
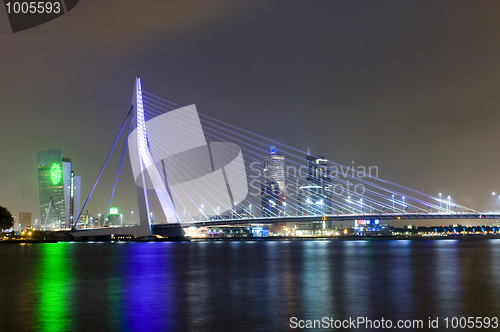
[
  {"x1": 261, "y1": 146, "x2": 286, "y2": 216},
  {"x1": 37, "y1": 149, "x2": 81, "y2": 230},
  {"x1": 298, "y1": 154, "x2": 332, "y2": 215},
  {"x1": 306, "y1": 155, "x2": 328, "y2": 179},
  {"x1": 263, "y1": 146, "x2": 285, "y2": 193}
]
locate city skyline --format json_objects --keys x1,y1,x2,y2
[{"x1": 1, "y1": 1, "x2": 500, "y2": 225}]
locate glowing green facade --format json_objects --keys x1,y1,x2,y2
[{"x1": 37, "y1": 149, "x2": 80, "y2": 230}]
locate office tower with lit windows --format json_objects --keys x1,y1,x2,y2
[
  {"x1": 37, "y1": 149, "x2": 81, "y2": 230},
  {"x1": 261, "y1": 146, "x2": 286, "y2": 216},
  {"x1": 298, "y1": 154, "x2": 332, "y2": 215},
  {"x1": 261, "y1": 181, "x2": 280, "y2": 217}
]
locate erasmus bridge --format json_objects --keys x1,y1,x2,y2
[{"x1": 71, "y1": 78, "x2": 499, "y2": 239}]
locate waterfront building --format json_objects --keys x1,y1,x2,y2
[
  {"x1": 354, "y1": 219, "x2": 392, "y2": 236},
  {"x1": 269, "y1": 222, "x2": 287, "y2": 235},
  {"x1": 11, "y1": 212, "x2": 32, "y2": 231},
  {"x1": 296, "y1": 221, "x2": 323, "y2": 231},
  {"x1": 261, "y1": 146, "x2": 286, "y2": 216},
  {"x1": 37, "y1": 149, "x2": 81, "y2": 230},
  {"x1": 298, "y1": 154, "x2": 333, "y2": 215},
  {"x1": 263, "y1": 146, "x2": 285, "y2": 192}
]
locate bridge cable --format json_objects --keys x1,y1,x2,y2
[
  {"x1": 142, "y1": 91, "x2": 475, "y2": 217},
  {"x1": 72, "y1": 106, "x2": 133, "y2": 229},
  {"x1": 142, "y1": 96, "x2": 397, "y2": 216},
  {"x1": 142, "y1": 98, "x2": 401, "y2": 215},
  {"x1": 104, "y1": 114, "x2": 134, "y2": 226},
  {"x1": 142, "y1": 96, "x2": 431, "y2": 214}
]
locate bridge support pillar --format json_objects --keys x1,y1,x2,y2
[{"x1": 151, "y1": 225, "x2": 186, "y2": 238}]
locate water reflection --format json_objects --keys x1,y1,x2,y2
[
  {"x1": 301, "y1": 241, "x2": 333, "y2": 319},
  {"x1": 388, "y1": 240, "x2": 414, "y2": 318},
  {"x1": 121, "y1": 243, "x2": 178, "y2": 332},
  {"x1": 36, "y1": 243, "x2": 73, "y2": 332},
  {"x1": 434, "y1": 240, "x2": 463, "y2": 318},
  {"x1": 459, "y1": 239, "x2": 495, "y2": 317},
  {"x1": 342, "y1": 240, "x2": 373, "y2": 317},
  {"x1": 1, "y1": 239, "x2": 500, "y2": 331}
]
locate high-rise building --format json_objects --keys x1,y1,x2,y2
[
  {"x1": 37, "y1": 149, "x2": 81, "y2": 230},
  {"x1": 261, "y1": 146, "x2": 286, "y2": 216},
  {"x1": 298, "y1": 154, "x2": 333, "y2": 215},
  {"x1": 263, "y1": 146, "x2": 285, "y2": 193},
  {"x1": 261, "y1": 181, "x2": 280, "y2": 217},
  {"x1": 306, "y1": 155, "x2": 328, "y2": 179}
]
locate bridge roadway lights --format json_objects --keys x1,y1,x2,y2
[
  {"x1": 152, "y1": 212, "x2": 500, "y2": 228},
  {"x1": 71, "y1": 224, "x2": 187, "y2": 240}
]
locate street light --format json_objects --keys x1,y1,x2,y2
[
  {"x1": 360, "y1": 198, "x2": 363, "y2": 214},
  {"x1": 439, "y1": 193, "x2": 442, "y2": 211},
  {"x1": 402, "y1": 196, "x2": 405, "y2": 214},
  {"x1": 448, "y1": 196, "x2": 451, "y2": 213},
  {"x1": 392, "y1": 194, "x2": 395, "y2": 213},
  {"x1": 489, "y1": 193, "x2": 500, "y2": 210}
]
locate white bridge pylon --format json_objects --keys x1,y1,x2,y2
[
  {"x1": 128, "y1": 78, "x2": 248, "y2": 225},
  {"x1": 129, "y1": 78, "x2": 179, "y2": 225},
  {"x1": 72, "y1": 78, "x2": 177, "y2": 238},
  {"x1": 72, "y1": 77, "x2": 248, "y2": 238}
]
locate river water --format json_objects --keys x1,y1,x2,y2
[{"x1": 1, "y1": 238, "x2": 499, "y2": 331}]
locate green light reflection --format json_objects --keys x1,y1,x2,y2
[{"x1": 36, "y1": 243, "x2": 73, "y2": 332}]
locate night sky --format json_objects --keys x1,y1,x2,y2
[{"x1": 1, "y1": 1, "x2": 500, "y2": 223}]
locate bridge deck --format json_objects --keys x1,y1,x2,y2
[{"x1": 151, "y1": 212, "x2": 500, "y2": 228}]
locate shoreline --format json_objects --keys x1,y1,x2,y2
[{"x1": 2, "y1": 234, "x2": 500, "y2": 243}]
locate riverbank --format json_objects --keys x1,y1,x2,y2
[{"x1": 3, "y1": 233, "x2": 500, "y2": 243}]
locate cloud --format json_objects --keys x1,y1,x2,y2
[{"x1": 76, "y1": 1, "x2": 258, "y2": 53}]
